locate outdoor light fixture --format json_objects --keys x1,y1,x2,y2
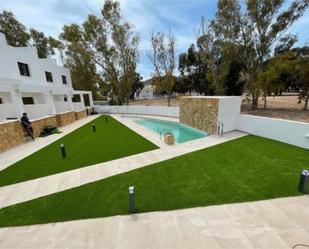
[
  {"x1": 129, "y1": 186, "x2": 135, "y2": 213},
  {"x1": 60, "y1": 143, "x2": 66, "y2": 159},
  {"x1": 92, "y1": 123, "x2": 96, "y2": 132},
  {"x1": 105, "y1": 116, "x2": 108, "y2": 122},
  {"x1": 299, "y1": 169, "x2": 309, "y2": 194}
]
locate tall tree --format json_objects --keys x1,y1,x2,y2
[
  {"x1": 297, "y1": 50, "x2": 309, "y2": 110},
  {"x1": 30, "y1": 29, "x2": 62, "y2": 58},
  {"x1": 130, "y1": 73, "x2": 144, "y2": 100},
  {"x1": 60, "y1": 24, "x2": 102, "y2": 99},
  {"x1": 60, "y1": 0, "x2": 139, "y2": 104},
  {"x1": 148, "y1": 31, "x2": 176, "y2": 106},
  {"x1": 211, "y1": 0, "x2": 309, "y2": 109},
  {"x1": 0, "y1": 11, "x2": 30, "y2": 46}
]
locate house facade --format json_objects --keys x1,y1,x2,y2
[
  {"x1": 0, "y1": 32, "x2": 93, "y2": 121},
  {"x1": 0, "y1": 33, "x2": 94, "y2": 152}
]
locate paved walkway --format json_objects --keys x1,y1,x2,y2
[
  {"x1": 0, "y1": 131, "x2": 246, "y2": 209},
  {"x1": 0, "y1": 195, "x2": 308, "y2": 248}
]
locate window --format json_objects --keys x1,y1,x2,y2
[
  {"x1": 22, "y1": 97, "x2": 34, "y2": 105},
  {"x1": 83, "y1": 94, "x2": 90, "y2": 106},
  {"x1": 64, "y1": 96, "x2": 68, "y2": 102},
  {"x1": 72, "y1": 95, "x2": 81, "y2": 102},
  {"x1": 45, "y1": 71, "x2": 53, "y2": 82},
  {"x1": 18, "y1": 62, "x2": 30, "y2": 76},
  {"x1": 62, "y1": 75, "x2": 67, "y2": 84},
  {"x1": 0, "y1": 98, "x2": 3, "y2": 104}
]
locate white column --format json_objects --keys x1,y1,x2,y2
[
  {"x1": 45, "y1": 90, "x2": 56, "y2": 115},
  {"x1": 10, "y1": 89, "x2": 25, "y2": 118},
  {"x1": 88, "y1": 92, "x2": 94, "y2": 107},
  {"x1": 80, "y1": 93, "x2": 85, "y2": 110},
  {"x1": 67, "y1": 93, "x2": 74, "y2": 111}
]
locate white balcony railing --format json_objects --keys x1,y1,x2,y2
[
  {"x1": 0, "y1": 104, "x2": 17, "y2": 121},
  {"x1": 54, "y1": 101, "x2": 73, "y2": 114},
  {"x1": 73, "y1": 102, "x2": 85, "y2": 112},
  {"x1": 24, "y1": 104, "x2": 50, "y2": 120}
]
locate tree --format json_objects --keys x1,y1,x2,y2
[
  {"x1": 148, "y1": 31, "x2": 176, "y2": 106},
  {"x1": 178, "y1": 43, "x2": 210, "y2": 95},
  {"x1": 297, "y1": 53, "x2": 309, "y2": 110},
  {"x1": 0, "y1": 11, "x2": 62, "y2": 58},
  {"x1": 60, "y1": 24, "x2": 102, "y2": 99},
  {"x1": 130, "y1": 73, "x2": 143, "y2": 100},
  {"x1": 0, "y1": 11, "x2": 30, "y2": 46},
  {"x1": 30, "y1": 29, "x2": 62, "y2": 58},
  {"x1": 60, "y1": 0, "x2": 139, "y2": 104},
  {"x1": 210, "y1": 0, "x2": 309, "y2": 109}
]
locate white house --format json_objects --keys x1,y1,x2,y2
[
  {"x1": 135, "y1": 83, "x2": 154, "y2": 100},
  {"x1": 0, "y1": 33, "x2": 93, "y2": 122}
]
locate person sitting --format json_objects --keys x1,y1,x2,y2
[{"x1": 20, "y1": 113, "x2": 34, "y2": 140}]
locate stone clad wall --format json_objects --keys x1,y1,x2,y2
[
  {"x1": 179, "y1": 97, "x2": 219, "y2": 135},
  {"x1": 75, "y1": 110, "x2": 87, "y2": 120},
  {"x1": 31, "y1": 116, "x2": 58, "y2": 138},
  {"x1": 0, "y1": 108, "x2": 90, "y2": 153},
  {"x1": 56, "y1": 111, "x2": 75, "y2": 127},
  {"x1": 0, "y1": 121, "x2": 25, "y2": 152},
  {"x1": 0, "y1": 116, "x2": 57, "y2": 152}
]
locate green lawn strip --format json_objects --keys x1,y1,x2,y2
[
  {"x1": 0, "y1": 116, "x2": 158, "y2": 187},
  {"x1": 0, "y1": 135, "x2": 307, "y2": 227}
]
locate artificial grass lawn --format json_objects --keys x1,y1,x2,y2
[
  {"x1": 0, "y1": 135, "x2": 308, "y2": 227},
  {"x1": 0, "y1": 116, "x2": 158, "y2": 187}
]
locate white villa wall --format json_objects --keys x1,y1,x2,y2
[
  {"x1": 218, "y1": 97, "x2": 242, "y2": 132},
  {"x1": 73, "y1": 102, "x2": 85, "y2": 112},
  {"x1": 94, "y1": 105, "x2": 179, "y2": 118},
  {"x1": 236, "y1": 114, "x2": 309, "y2": 149},
  {"x1": 24, "y1": 104, "x2": 50, "y2": 120},
  {"x1": 0, "y1": 103, "x2": 16, "y2": 120},
  {"x1": 0, "y1": 34, "x2": 73, "y2": 89},
  {"x1": 0, "y1": 33, "x2": 93, "y2": 121},
  {"x1": 54, "y1": 101, "x2": 72, "y2": 113}
]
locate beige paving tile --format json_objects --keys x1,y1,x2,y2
[{"x1": 0, "y1": 196, "x2": 309, "y2": 249}]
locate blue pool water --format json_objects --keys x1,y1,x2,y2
[{"x1": 135, "y1": 118, "x2": 207, "y2": 143}]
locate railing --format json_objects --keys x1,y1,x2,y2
[
  {"x1": 0, "y1": 104, "x2": 17, "y2": 121},
  {"x1": 94, "y1": 105, "x2": 180, "y2": 118},
  {"x1": 73, "y1": 102, "x2": 85, "y2": 112},
  {"x1": 24, "y1": 104, "x2": 50, "y2": 120},
  {"x1": 54, "y1": 102, "x2": 73, "y2": 113}
]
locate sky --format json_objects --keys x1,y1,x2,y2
[{"x1": 0, "y1": 0, "x2": 309, "y2": 79}]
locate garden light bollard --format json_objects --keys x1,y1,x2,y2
[
  {"x1": 60, "y1": 143, "x2": 66, "y2": 159},
  {"x1": 92, "y1": 123, "x2": 96, "y2": 132},
  {"x1": 129, "y1": 186, "x2": 135, "y2": 213},
  {"x1": 299, "y1": 169, "x2": 309, "y2": 194},
  {"x1": 105, "y1": 116, "x2": 108, "y2": 122}
]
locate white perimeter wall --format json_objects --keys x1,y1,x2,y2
[
  {"x1": 94, "y1": 105, "x2": 179, "y2": 118},
  {"x1": 237, "y1": 114, "x2": 309, "y2": 149},
  {"x1": 218, "y1": 97, "x2": 242, "y2": 133}
]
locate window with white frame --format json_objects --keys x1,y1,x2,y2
[{"x1": 17, "y1": 62, "x2": 30, "y2": 76}]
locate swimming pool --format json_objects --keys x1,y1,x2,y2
[{"x1": 134, "y1": 117, "x2": 207, "y2": 143}]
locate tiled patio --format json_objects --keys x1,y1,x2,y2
[{"x1": 0, "y1": 196, "x2": 308, "y2": 248}]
